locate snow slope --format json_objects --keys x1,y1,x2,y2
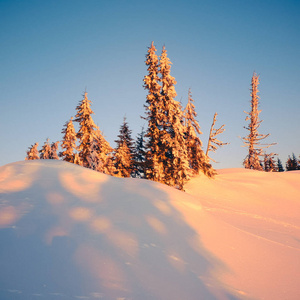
[{"x1": 0, "y1": 161, "x2": 299, "y2": 300}]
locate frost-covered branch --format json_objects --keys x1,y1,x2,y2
[{"x1": 206, "y1": 112, "x2": 229, "y2": 162}]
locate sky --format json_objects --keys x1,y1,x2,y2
[{"x1": 1, "y1": 0, "x2": 299, "y2": 169}]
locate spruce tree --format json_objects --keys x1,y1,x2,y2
[
  {"x1": 40, "y1": 139, "x2": 51, "y2": 159},
  {"x1": 277, "y1": 158, "x2": 285, "y2": 172},
  {"x1": 25, "y1": 143, "x2": 39, "y2": 160},
  {"x1": 158, "y1": 46, "x2": 190, "y2": 189},
  {"x1": 59, "y1": 117, "x2": 77, "y2": 163},
  {"x1": 242, "y1": 73, "x2": 275, "y2": 170},
  {"x1": 286, "y1": 153, "x2": 299, "y2": 171},
  {"x1": 50, "y1": 141, "x2": 59, "y2": 160},
  {"x1": 183, "y1": 89, "x2": 215, "y2": 177},
  {"x1": 93, "y1": 129, "x2": 115, "y2": 175},
  {"x1": 113, "y1": 117, "x2": 134, "y2": 177},
  {"x1": 132, "y1": 127, "x2": 146, "y2": 178},
  {"x1": 75, "y1": 92, "x2": 99, "y2": 168},
  {"x1": 113, "y1": 141, "x2": 132, "y2": 178},
  {"x1": 264, "y1": 153, "x2": 277, "y2": 172},
  {"x1": 143, "y1": 41, "x2": 164, "y2": 183}
]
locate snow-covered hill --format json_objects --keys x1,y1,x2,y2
[{"x1": 0, "y1": 160, "x2": 299, "y2": 299}]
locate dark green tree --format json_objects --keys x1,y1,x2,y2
[
  {"x1": 132, "y1": 127, "x2": 147, "y2": 178},
  {"x1": 113, "y1": 117, "x2": 134, "y2": 177},
  {"x1": 286, "y1": 153, "x2": 299, "y2": 171},
  {"x1": 277, "y1": 158, "x2": 285, "y2": 172}
]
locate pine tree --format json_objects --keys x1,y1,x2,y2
[
  {"x1": 25, "y1": 143, "x2": 39, "y2": 160},
  {"x1": 59, "y1": 117, "x2": 77, "y2": 163},
  {"x1": 50, "y1": 141, "x2": 59, "y2": 160},
  {"x1": 75, "y1": 92, "x2": 99, "y2": 168},
  {"x1": 183, "y1": 89, "x2": 215, "y2": 177},
  {"x1": 242, "y1": 73, "x2": 275, "y2": 170},
  {"x1": 93, "y1": 129, "x2": 115, "y2": 175},
  {"x1": 86, "y1": 139, "x2": 101, "y2": 171},
  {"x1": 113, "y1": 141, "x2": 132, "y2": 178},
  {"x1": 277, "y1": 158, "x2": 285, "y2": 172},
  {"x1": 264, "y1": 153, "x2": 277, "y2": 172},
  {"x1": 113, "y1": 117, "x2": 134, "y2": 177},
  {"x1": 206, "y1": 112, "x2": 229, "y2": 163},
  {"x1": 132, "y1": 127, "x2": 147, "y2": 178},
  {"x1": 143, "y1": 41, "x2": 164, "y2": 183},
  {"x1": 40, "y1": 139, "x2": 51, "y2": 159},
  {"x1": 286, "y1": 153, "x2": 299, "y2": 171},
  {"x1": 158, "y1": 46, "x2": 190, "y2": 189}
]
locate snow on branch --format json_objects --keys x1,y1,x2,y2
[{"x1": 206, "y1": 112, "x2": 229, "y2": 162}]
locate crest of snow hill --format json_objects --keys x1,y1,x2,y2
[{"x1": 0, "y1": 160, "x2": 300, "y2": 300}]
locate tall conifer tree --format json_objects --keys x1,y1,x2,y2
[
  {"x1": 75, "y1": 92, "x2": 98, "y2": 168},
  {"x1": 277, "y1": 158, "x2": 285, "y2": 172},
  {"x1": 59, "y1": 117, "x2": 77, "y2": 163},
  {"x1": 242, "y1": 73, "x2": 275, "y2": 170},
  {"x1": 158, "y1": 46, "x2": 190, "y2": 189},
  {"x1": 113, "y1": 117, "x2": 134, "y2": 177},
  {"x1": 183, "y1": 89, "x2": 215, "y2": 177},
  {"x1": 143, "y1": 42, "x2": 164, "y2": 183},
  {"x1": 132, "y1": 127, "x2": 146, "y2": 178}
]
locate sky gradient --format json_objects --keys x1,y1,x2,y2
[{"x1": 1, "y1": 0, "x2": 299, "y2": 169}]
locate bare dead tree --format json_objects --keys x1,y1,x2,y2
[
  {"x1": 242, "y1": 73, "x2": 276, "y2": 170},
  {"x1": 206, "y1": 112, "x2": 229, "y2": 162}
]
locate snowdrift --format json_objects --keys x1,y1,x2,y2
[{"x1": 0, "y1": 160, "x2": 299, "y2": 300}]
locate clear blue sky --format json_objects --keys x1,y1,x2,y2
[{"x1": 1, "y1": 0, "x2": 299, "y2": 169}]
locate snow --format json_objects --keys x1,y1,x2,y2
[{"x1": 0, "y1": 161, "x2": 300, "y2": 299}]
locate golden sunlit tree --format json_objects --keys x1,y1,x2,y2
[
  {"x1": 143, "y1": 42, "x2": 164, "y2": 183},
  {"x1": 242, "y1": 73, "x2": 275, "y2": 170},
  {"x1": 25, "y1": 143, "x2": 39, "y2": 160},
  {"x1": 59, "y1": 117, "x2": 77, "y2": 163},
  {"x1": 206, "y1": 112, "x2": 229, "y2": 163},
  {"x1": 183, "y1": 89, "x2": 215, "y2": 177}
]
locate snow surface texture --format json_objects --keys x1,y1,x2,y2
[{"x1": 0, "y1": 161, "x2": 299, "y2": 300}]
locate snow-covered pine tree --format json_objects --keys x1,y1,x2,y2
[
  {"x1": 86, "y1": 139, "x2": 101, "y2": 171},
  {"x1": 242, "y1": 73, "x2": 275, "y2": 170},
  {"x1": 206, "y1": 112, "x2": 229, "y2": 162},
  {"x1": 132, "y1": 127, "x2": 146, "y2": 178},
  {"x1": 143, "y1": 42, "x2": 165, "y2": 183},
  {"x1": 113, "y1": 141, "x2": 132, "y2": 178},
  {"x1": 113, "y1": 117, "x2": 134, "y2": 177},
  {"x1": 75, "y1": 92, "x2": 99, "y2": 168},
  {"x1": 40, "y1": 139, "x2": 52, "y2": 159},
  {"x1": 59, "y1": 117, "x2": 77, "y2": 163},
  {"x1": 158, "y1": 46, "x2": 190, "y2": 189},
  {"x1": 183, "y1": 89, "x2": 216, "y2": 177},
  {"x1": 50, "y1": 141, "x2": 59, "y2": 160},
  {"x1": 286, "y1": 153, "x2": 299, "y2": 171},
  {"x1": 93, "y1": 129, "x2": 115, "y2": 175},
  {"x1": 25, "y1": 143, "x2": 39, "y2": 160},
  {"x1": 263, "y1": 153, "x2": 277, "y2": 172},
  {"x1": 277, "y1": 158, "x2": 285, "y2": 172}
]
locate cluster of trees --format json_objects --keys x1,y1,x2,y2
[
  {"x1": 26, "y1": 42, "x2": 228, "y2": 190},
  {"x1": 26, "y1": 42, "x2": 297, "y2": 190}
]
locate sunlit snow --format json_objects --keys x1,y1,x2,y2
[{"x1": 0, "y1": 160, "x2": 299, "y2": 299}]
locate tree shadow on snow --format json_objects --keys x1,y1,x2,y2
[{"x1": 0, "y1": 161, "x2": 239, "y2": 299}]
